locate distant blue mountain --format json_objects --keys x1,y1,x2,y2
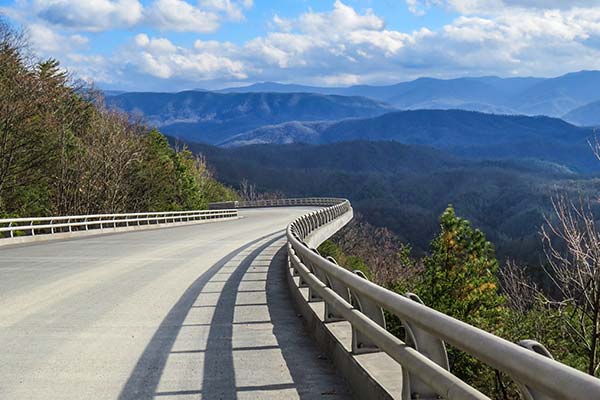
[
  {"x1": 513, "y1": 71, "x2": 600, "y2": 117},
  {"x1": 216, "y1": 82, "x2": 332, "y2": 94},
  {"x1": 222, "y1": 109, "x2": 597, "y2": 173},
  {"x1": 563, "y1": 100, "x2": 600, "y2": 126},
  {"x1": 102, "y1": 89, "x2": 127, "y2": 96},
  {"x1": 106, "y1": 90, "x2": 393, "y2": 144},
  {"x1": 218, "y1": 71, "x2": 600, "y2": 118},
  {"x1": 218, "y1": 77, "x2": 539, "y2": 112}
]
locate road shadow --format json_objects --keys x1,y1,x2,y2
[
  {"x1": 118, "y1": 232, "x2": 280, "y2": 400},
  {"x1": 119, "y1": 233, "x2": 350, "y2": 399},
  {"x1": 199, "y1": 235, "x2": 284, "y2": 399},
  {"x1": 265, "y1": 245, "x2": 352, "y2": 399}
]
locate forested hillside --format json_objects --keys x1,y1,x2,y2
[
  {"x1": 106, "y1": 90, "x2": 392, "y2": 144},
  {"x1": 0, "y1": 23, "x2": 236, "y2": 219},
  {"x1": 186, "y1": 140, "x2": 600, "y2": 265},
  {"x1": 223, "y1": 110, "x2": 598, "y2": 173}
]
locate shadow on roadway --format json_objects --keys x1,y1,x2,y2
[{"x1": 119, "y1": 232, "x2": 350, "y2": 399}]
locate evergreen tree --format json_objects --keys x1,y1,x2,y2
[{"x1": 418, "y1": 205, "x2": 506, "y2": 392}]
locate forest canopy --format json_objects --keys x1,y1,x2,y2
[{"x1": 0, "y1": 22, "x2": 236, "y2": 219}]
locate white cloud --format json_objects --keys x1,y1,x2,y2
[
  {"x1": 7, "y1": 0, "x2": 600, "y2": 90},
  {"x1": 408, "y1": 0, "x2": 600, "y2": 15},
  {"x1": 13, "y1": 0, "x2": 253, "y2": 33},
  {"x1": 27, "y1": 23, "x2": 89, "y2": 53},
  {"x1": 69, "y1": 34, "x2": 89, "y2": 46},
  {"x1": 64, "y1": 53, "x2": 113, "y2": 84},
  {"x1": 117, "y1": 0, "x2": 600, "y2": 88},
  {"x1": 32, "y1": 0, "x2": 143, "y2": 31},
  {"x1": 146, "y1": 0, "x2": 221, "y2": 33},
  {"x1": 406, "y1": 0, "x2": 429, "y2": 15},
  {"x1": 272, "y1": 14, "x2": 293, "y2": 32},
  {"x1": 241, "y1": 1, "x2": 417, "y2": 71},
  {"x1": 316, "y1": 73, "x2": 361, "y2": 86},
  {"x1": 297, "y1": 0, "x2": 384, "y2": 36},
  {"x1": 128, "y1": 34, "x2": 247, "y2": 81},
  {"x1": 200, "y1": 0, "x2": 253, "y2": 21}
]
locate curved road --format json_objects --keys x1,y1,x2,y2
[{"x1": 0, "y1": 208, "x2": 351, "y2": 400}]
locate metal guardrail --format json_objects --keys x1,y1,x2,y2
[
  {"x1": 209, "y1": 198, "x2": 343, "y2": 209},
  {"x1": 238, "y1": 198, "x2": 343, "y2": 208},
  {"x1": 0, "y1": 209, "x2": 238, "y2": 239},
  {"x1": 285, "y1": 198, "x2": 600, "y2": 399}
]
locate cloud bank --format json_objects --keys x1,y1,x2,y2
[{"x1": 2, "y1": 0, "x2": 600, "y2": 90}]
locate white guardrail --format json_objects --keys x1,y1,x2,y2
[
  {"x1": 208, "y1": 198, "x2": 342, "y2": 209},
  {"x1": 284, "y1": 198, "x2": 600, "y2": 400},
  {"x1": 0, "y1": 209, "x2": 238, "y2": 239}
]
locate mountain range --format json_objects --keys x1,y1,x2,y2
[
  {"x1": 564, "y1": 100, "x2": 600, "y2": 126},
  {"x1": 217, "y1": 71, "x2": 600, "y2": 122},
  {"x1": 106, "y1": 91, "x2": 392, "y2": 144},
  {"x1": 222, "y1": 110, "x2": 597, "y2": 173},
  {"x1": 105, "y1": 70, "x2": 600, "y2": 173}
]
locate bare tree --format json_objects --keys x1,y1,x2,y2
[
  {"x1": 540, "y1": 195, "x2": 600, "y2": 376},
  {"x1": 330, "y1": 214, "x2": 421, "y2": 286},
  {"x1": 0, "y1": 23, "x2": 45, "y2": 195},
  {"x1": 239, "y1": 178, "x2": 257, "y2": 201},
  {"x1": 499, "y1": 260, "x2": 540, "y2": 314}
]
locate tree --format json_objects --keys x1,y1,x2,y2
[
  {"x1": 239, "y1": 178, "x2": 257, "y2": 201},
  {"x1": 539, "y1": 196, "x2": 600, "y2": 376},
  {"x1": 0, "y1": 22, "x2": 48, "y2": 205},
  {"x1": 418, "y1": 206, "x2": 506, "y2": 391},
  {"x1": 420, "y1": 205, "x2": 504, "y2": 324},
  {"x1": 325, "y1": 214, "x2": 420, "y2": 287},
  {"x1": 0, "y1": 21, "x2": 236, "y2": 219}
]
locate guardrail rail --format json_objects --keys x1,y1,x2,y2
[
  {"x1": 0, "y1": 209, "x2": 238, "y2": 243},
  {"x1": 209, "y1": 198, "x2": 344, "y2": 209},
  {"x1": 284, "y1": 198, "x2": 600, "y2": 399}
]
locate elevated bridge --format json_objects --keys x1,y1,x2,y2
[{"x1": 1, "y1": 199, "x2": 599, "y2": 399}]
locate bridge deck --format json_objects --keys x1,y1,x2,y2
[{"x1": 0, "y1": 208, "x2": 351, "y2": 399}]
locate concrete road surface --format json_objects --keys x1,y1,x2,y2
[{"x1": 0, "y1": 208, "x2": 351, "y2": 400}]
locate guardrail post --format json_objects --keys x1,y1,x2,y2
[
  {"x1": 8, "y1": 221, "x2": 13, "y2": 238},
  {"x1": 296, "y1": 242, "x2": 313, "y2": 288},
  {"x1": 30, "y1": 220, "x2": 35, "y2": 236},
  {"x1": 401, "y1": 292, "x2": 450, "y2": 398},
  {"x1": 324, "y1": 256, "x2": 350, "y2": 322},
  {"x1": 287, "y1": 243, "x2": 301, "y2": 276},
  {"x1": 515, "y1": 340, "x2": 555, "y2": 400},
  {"x1": 350, "y1": 270, "x2": 385, "y2": 354},
  {"x1": 303, "y1": 249, "x2": 324, "y2": 301},
  {"x1": 50, "y1": 219, "x2": 54, "y2": 234},
  {"x1": 68, "y1": 218, "x2": 72, "y2": 232}
]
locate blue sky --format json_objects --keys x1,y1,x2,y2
[{"x1": 1, "y1": 1, "x2": 599, "y2": 91}]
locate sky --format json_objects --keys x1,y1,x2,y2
[{"x1": 1, "y1": 0, "x2": 600, "y2": 91}]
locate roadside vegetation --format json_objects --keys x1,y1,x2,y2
[
  {"x1": 320, "y1": 193, "x2": 600, "y2": 398},
  {"x1": 0, "y1": 22, "x2": 236, "y2": 219}
]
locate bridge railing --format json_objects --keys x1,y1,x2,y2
[
  {"x1": 209, "y1": 198, "x2": 344, "y2": 209},
  {"x1": 0, "y1": 209, "x2": 238, "y2": 239},
  {"x1": 286, "y1": 198, "x2": 600, "y2": 399}
]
